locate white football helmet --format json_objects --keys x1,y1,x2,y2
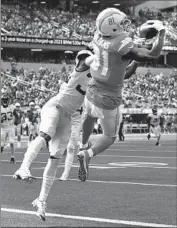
[
  {"x1": 76, "y1": 50, "x2": 93, "y2": 65},
  {"x1": 96, "y1": 8, "x2": 130, "y2": 37}
]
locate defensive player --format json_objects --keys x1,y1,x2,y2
[
  {"x1": 13, "y1": 50, "x2": 93, "y2": 220},
  {"x1": 1, "y1": 92, "x2": 16, "y2": 163},
  {"x1": 13, "y1": 103, "x2": 24, "y2": 148},
  {"x1": 77, "y1": 8, "x2": 166, "y2": 182},
  {"x1": 26, "y1": 101, "x2": 39, "y2": 146},
  {"x1": 147, "y1": 107, "x2": 162, "y2": 146},
  {"x1": 59, "y1": 110, "x2": 82, "y2": 181}
]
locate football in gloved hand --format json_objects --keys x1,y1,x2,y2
[
  {"x1": 139, "y1": 27, "x2": 158, "y2": 39},
  {"x1": 139, "y1": 20, "x2": 161, "y2": 39}
]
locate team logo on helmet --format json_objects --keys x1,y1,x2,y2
[{"x1": 96, "y1": 8, "x2": 131, "y2": 38}]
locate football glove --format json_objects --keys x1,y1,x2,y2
[{"x1": 140, "y1": 20, "x2": 165, "y2": 32}]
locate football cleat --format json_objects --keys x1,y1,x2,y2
[
  {"x1": 147, "y1": 134, "x2": 151, "y2": 140},
  {"x1": 32, "y1": 198, "x2": 46, "y2": 221},
  {"x1": 156, "y1": 142, "x2": 161, "y2": 146},
  {"x1": 77, "y1": 150, "x2": 90, "y2": 182},
  {"x1": 13, "y1": 168, "x2": 36, "y2": 183},
  {"x1": 10, "y1": 157, "x2": 15, "y2": 164},
  {"x1": 59, "y1": 173, "x2": 68, "y2": 181}
]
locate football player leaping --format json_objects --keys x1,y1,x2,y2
[
  {"x1": 77, "y1": 8, "x2": 166, "y2": 182},
  {"x1": 13, "y1": 50, "x2": 93, "y2": 220},
  {"x1": 147, "y1": 107, "x2": 162, "y2": 146},
  {"x1": 1, "y1": 91, "x2": 16, "y2": 163}
]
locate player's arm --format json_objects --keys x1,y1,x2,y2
[
  {"x1": 123, "y1": 30, "x2": 165, "y2": 62},
  {"x1": 124, "y1": 61, "x2": 139, "y2": 80},
  {"x1": 21, "y1": 112, "x2": 26, "y2": 124},
  {"x1": 13, "y1": 110, "x2": 18, "y2": 125},
  {"x1": 25, "y1": 110, "x2": 31, "y2": 124}
]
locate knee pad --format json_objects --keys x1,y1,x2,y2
[
  {"x1": 50, "y1": 148, "x2": 66, "y2": 159},
  {"x1": 67, "y1": 140, "x2": 79, "y2": 153},
  {"x1": 111, "y1": 136, "x2": 117, "y2": 144},
  {"x1": 104, "y1": 134, "x2": 117, "y2": 145},
  {"x1": 39, "y1": 131, "x2": 51, "y2": 143}
]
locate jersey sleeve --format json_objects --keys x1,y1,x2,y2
[{"x1": 117, "y1": 36, "x2": 134, "y2": 56}]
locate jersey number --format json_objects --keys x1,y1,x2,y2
[
  {"x1": 76, "y1": 85, "x2": 86, "y2": 95},
  {"x1": 92, "y1": 45, "x2": 108, "y2": 76},
  {"x1": 1, "y1": 112, "x2": 13, "y2": 123}
]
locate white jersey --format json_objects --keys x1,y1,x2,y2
[
  {"x1": 1, "y1": 105, "x2": 15, "y2": 128},
  {"x1": 148, "y1": 113, "x2": 161, "y2": 127},
  {"x1": 47, "y1": 68, "x2": 91, "y2": 116}
]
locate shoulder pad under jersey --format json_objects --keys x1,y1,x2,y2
[{"x1": 114, "y1": 34, "x2": 134, "y2": 55}]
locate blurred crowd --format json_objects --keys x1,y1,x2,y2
[
  {"x1": 1, "y1": 4, "x2": 95, "y2": 40},
  {"x1": 123, "y1": 69, "x2": 177, "y2": 109},
  {"x1": 1, "y1": 63, "x2": 71, "y2": 107},
  {"x1": 1, "y1": 63, "x2": 177, "y2": 111},
  {"x1": 1, "y1": 3, "x2": 177, "y2": 45}
]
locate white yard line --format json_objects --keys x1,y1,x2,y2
[
  {"x1": 2, "y1": 174, "x2": 177, "y2": 187},
  {"x1": 1, "y1": 207, "x2": 176, "y2": 227}
]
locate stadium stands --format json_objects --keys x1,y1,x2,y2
[{"x1": 1, "y1": 3, "x2": 177, "y2": 45}]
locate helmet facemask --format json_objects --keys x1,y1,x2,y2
[{"x1": 1, "y1": 97, "x2": 10, "y2": 108}]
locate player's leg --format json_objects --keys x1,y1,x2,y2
[
  {"x1": 147, "y1": 126, "x2": 153, "y2": 140},
  {"x1": 28, "y1": 123, "x2": 34, "y2": 146},
  {"x1": 60, "y1": 112, "x2": 81, "y2": 180},
  {"x1": 16, "y1": 124, "x2": 22, "y2": 148},
  {"x1": 9, "y1": 128, "x2": 16, "y2": 163},
  {"x1": 32, "y1": 115, "x2": 70, "y2": 220},
  {"x1": 81, "y1": 97, "x2": 97, "y2": 149},
  {"x1": 1, "y1": 129, "x2": 8, "y2": 153},
  {"x1": 77, "y1": 106, "x2": 120, "y2": 181},
  {"x1": 155, "y1": 126, "x2": 161, "y2": 146},
  {"x1": 13, "y1": 106, "x2": 60, "y2": 181}
]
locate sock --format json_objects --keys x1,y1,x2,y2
[
  {"x1": 10, "y1": 143, "x2": 15, "y2": 158},
  {"x1": 87, "y1": 149, "x2": 94, "y2": 158},
  {"x1": 62, "y1": 149, "x2": 75, "y2": 178},
  {"x1": 20, "y1": 136, "x2": 46, "y2": 170},
  {"x1": 82, "y1": 115, "x2": 96, "y2": 145},
  {"x1": 81, "y1": 142, "x2": 89, "y2": 149},
  {"x1": 39, "y1": 158, "x2": 59, "y2": 202},
  {"x1": 29, "y1": 134, "x2": 33, "y2": 142}
]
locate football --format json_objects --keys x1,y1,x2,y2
[{"x1": 139, "y1": 27, "x2": 158, "y2": 39}]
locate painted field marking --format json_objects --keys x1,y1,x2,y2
[
  {"x1": 108, "y1": 162, "x2": 168, "y2": 168},
  {"x1": 106, "y1": 149, "x2": 176, "y2": 152},
  {"x1": 99, "y1": 155, "x2": 176, "y2": 159},
  {"x1": 2, "y1": 149, "x2": 177, "y2": 155},
  {"x1": 1, "y1": 159, "x2": 176, "y2": 169},
  {"x1": 2, "y1": 174, "x2": 177, "y2": 187},
  {"x1": 1, "y1": 208, "x2": 177, "y2": 227}
]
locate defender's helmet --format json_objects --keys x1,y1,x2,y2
[
  {"x1": 96, "y1": 8, "x2": 131, "y2": 38},
  {"x1": 1, "y1": 91, "x2": 10, "y2": 108},
  {"x1": 152, "y1": 107, "x2": 157, "y2": 115},
  {"x1": 15, "y1": 103, "x2": 21, "y2": 110},
  {"x1": 29, "y1": 101, "x2": 35, "y2": 109},
  {"x1": 75, "y1": 50, "x2": 93, "y2": 70}
]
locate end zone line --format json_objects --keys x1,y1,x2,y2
[
  {"x1": 2, "y1": 174, "x2": 177, "y2": 187},
  {"x1": 1, "y1": 208, "x2": 177, "y2": 228}
]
